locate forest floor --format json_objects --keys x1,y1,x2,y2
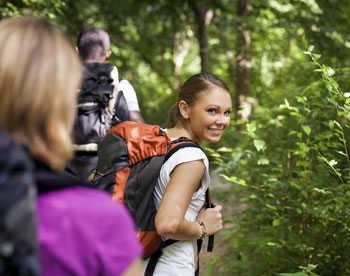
[{"x1": 198, "y1": 174, "x2": 238, "y2": 276}]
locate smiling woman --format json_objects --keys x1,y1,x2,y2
[
  {"x1": 143, "y1": 73, "x2": 232, "y2": 275},
  {"x1": 178, "y1": 86, "x2": 232, "y2": 143}
]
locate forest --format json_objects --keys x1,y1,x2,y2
[{"x1": 1, "y1": 0, "x2": 350, "y2": 275}]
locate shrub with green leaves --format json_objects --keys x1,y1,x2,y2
[{"x1": 211, "y1": 48, "x2": 350, "y2": 275}]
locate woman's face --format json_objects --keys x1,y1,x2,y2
[{"x1": 185, "y1": 87, "x2": 232, "y2": 143}]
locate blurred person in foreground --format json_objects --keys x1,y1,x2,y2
[{"x1": 0, "y1": 16, "x2": 142, "y2": 276}]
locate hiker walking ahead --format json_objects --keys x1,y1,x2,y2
[
  {"x1": 76, "y1": 26, "x2": 145, "y2": 123},
  {"x1": 146, "y1": 73, "x2": 232, "y2": 274},
  {"x1": 0, "y1": 16, "x2": 142, "y2": 276},
  {"x1": 66, "y1": 26, "x2": 145, "y2": 181}
]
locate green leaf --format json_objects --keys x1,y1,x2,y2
[
  {"x1": 288, "y1": 130, "x2": 299, "y2": 136},
  {"x1": 326, "y1": 97, "x2": 338, "y2": 106},
  {"x1": 278, "y1": 273, "x2": 308, "y2": 276},
  {"x1": 216, "y1": 147, "x2": 234, "y2": 153},
  {"x1": 333, "y1": 120, "x2": 341, "y2": 128},
  {"x1": 331, "y1": 79, "x2": 339, "y2": 89},
  {"x1": 313, "y1": 54, "x2": 321, "y2": 60},
  {"x1": 47, "y1": 12, "x2": 56, "y2": 19},
  {"x1": 304, "y1": 264, "x2": 318, "y2": 272},
  {"x1": 258, "y1": 158, "x2": 270, "y2": 165},
  {"x1": 325, "y1": 66, "x2": 335, "y2": 76},
  {"x1": 302, "y1": 125, "x2": 311, "y2": 136},
  {"x1": 246, "y1": 123, "x2": 256, "y2": 133},
  {"x1": 265, "y1": 204, "x2": 277, "y2": 211},
  {"x1": 290, "y1": 181, "x2": 302, "y2": 190},
  {"x1": 336, "y1": 150, "x2": 347, "y2": 156},
  {"x1": 254, "y1": 139, "x2": 266, "y2": 151},
  {"x1": 235, "y1": 119, "x2": 247, "y2": 125},
  {"x1": 290, "y1": 112, "x2": 302, "y2": 118},
  {"x1": 284, "y1": 98, "x2": 290, "y2": 108},
  {"x1": 297, "y1": 142, "x2": 310, "y2": 153},
  {"x1": 219, "y1": 174, "x2": 231, "y2": 182},
  {"x1": 312, "y1": 188, "x2": 330, "y2": 194}
]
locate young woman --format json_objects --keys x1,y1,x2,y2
[
  {"x1": 0, "y1": 16, "x2": 142, "y2": 276},
  {"x1": 150, "y1": 73, "x2": 232, "y2": 274}
]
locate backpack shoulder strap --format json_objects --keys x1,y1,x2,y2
[
  {"x1": 106, "y1": 65, "x2": 127, "y2": 119},
  {"x1": 111, "y1": 89, "x2": 129, "y2": 122},
  {"x1": 164, "y1": 136, "x2": 203, "y2": 163},
  {"x1": 144, "y1": 239, "x2": 178, "y2": 276}
]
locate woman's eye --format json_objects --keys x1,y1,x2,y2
[
  {"x1": 208, "y1": 109, "x2": 216, "y2": 114},
  {"x1": 224, "y1": 110, "x2": 232, "y2": 116}
]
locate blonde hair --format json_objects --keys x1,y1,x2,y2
[{"x1": 0, "y1": 16, "x2": 82, "y2": 171}]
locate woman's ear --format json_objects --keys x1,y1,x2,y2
[{"x1": 178, "y1": 100, "x2": 190, "y2": 119}]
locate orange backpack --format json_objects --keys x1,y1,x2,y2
[{"x1": 90, "y1": 121, "x2": 208, "y2": 256}]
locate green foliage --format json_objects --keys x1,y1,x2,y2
[
  {"x1": 2, "y1": 1, "x2": 350, "y2": 274},
  {"x1": 213, "y1": 48, "x2": 350, "y2": 275},
  {"x1": 2, "y1": 0, "x2": 349, "y2": 127},
  {"x1": 0, "y1": 0, "x2": 66, "y2": 19},
  {"x1": 278, "y1": 264, "x2": 320, "y2": 276}
]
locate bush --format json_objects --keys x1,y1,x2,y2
[{"x1": 212, "y1": 47, "x2": 350, "y2": 275}]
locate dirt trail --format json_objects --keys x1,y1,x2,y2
[{"x1": 198, "y1": 230, "x2": 229, "y2": 276}]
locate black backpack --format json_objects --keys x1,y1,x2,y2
[
  {"x1": 66, "y1": 63, "x2": 129, "y2": 181},
  {"x1": 0, "y1": 130, "x2": 39, "y2": 276}
]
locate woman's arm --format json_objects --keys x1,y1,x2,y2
[{"x1": 155, "y1": 160, "x2": 222, "y2": 240}]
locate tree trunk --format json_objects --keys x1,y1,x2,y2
[
  {"x1": 192, "y1": 2, "x2": 213, "y2": 73},
  {"x1": 173, "y1": 7, "x2": 194, "y2": 89},
  {"x1": 235, "y1": 0, "x2": 251, "y2": 130}
]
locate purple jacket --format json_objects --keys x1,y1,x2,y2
[{"x1": 37, "y1": 186, "x2": 143, "y2": 276}]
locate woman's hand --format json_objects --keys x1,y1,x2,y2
[{"x1": 197, "y1": 205, "x2": 223, "y2": 236}]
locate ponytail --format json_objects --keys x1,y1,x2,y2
[{"x1": 166, "y1": 104, "x2": 180, "y2": 128}]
